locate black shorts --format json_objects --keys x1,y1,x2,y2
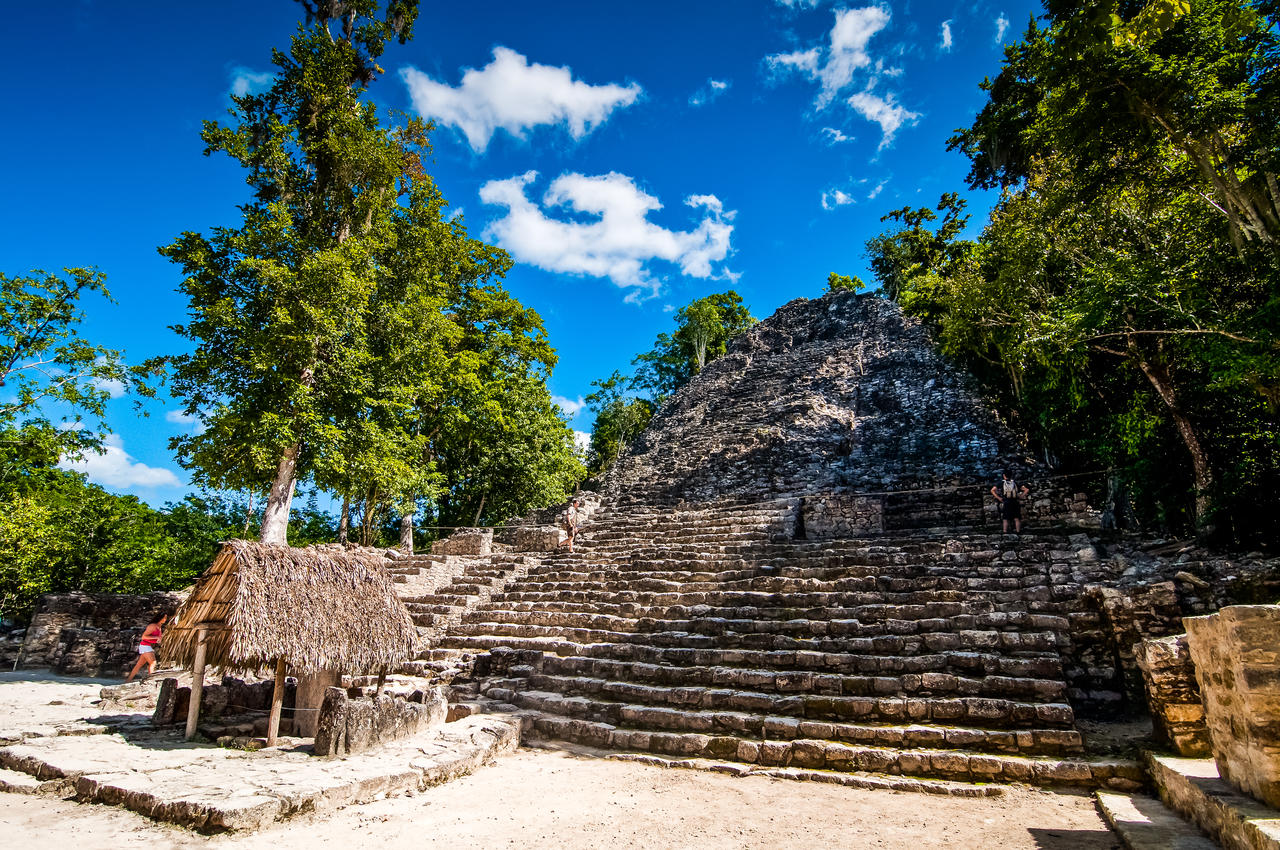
[{"x1": 1001, "y1": 498, "x2": 1022, "y2": 520}]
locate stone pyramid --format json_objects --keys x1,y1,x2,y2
[{"x1": 391, "y1": 290, "x2": 1152, "y2": 793}]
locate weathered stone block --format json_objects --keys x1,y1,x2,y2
[
  {"x1": 1186, "y1": 605, "x2": 1280, "y2": 808},
  {"x1": 1135, "y1": 634, "x2": 1212, "y2": 758},
  {"x1": 513, "y1": 526, "x2": 563, "y2": 552}
]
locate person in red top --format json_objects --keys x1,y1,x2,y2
[{"x1": 124, "y1": 614, "x2": 167, "y2": 682}]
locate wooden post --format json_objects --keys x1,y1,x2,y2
[
  {"x1": 184, "y1": 627, "x2": 207, "y2": 741},
  {"x1": 266, "y1": 658, "x2": 287, "y2": 746}
]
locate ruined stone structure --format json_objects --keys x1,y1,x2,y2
[
  {"x1": 1184, "y1": 606, "x2": 1280, "y2": 808},
  {"x1": 17, "y1": 591, "x2": 185, "y2": 677},
  {"x1": 400, "y1": 291, "x2": 1278, "y2": 790}
]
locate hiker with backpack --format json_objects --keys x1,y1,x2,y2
[{"x1": 991, "y1": 471, "x2": 1030, "y2": 534}]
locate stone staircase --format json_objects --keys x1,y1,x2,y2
[
  {"x1": 386, "y1": 552, "x2": 542, "y2": 684},
  {"x1": 401, "y1": 293, "x2": 1143, "y2": 789},
  {"x1": 427, "y1": 500, "x2": 1142, "y2": 789}
]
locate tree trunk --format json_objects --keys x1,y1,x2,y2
[
  {"x1": 1134, "y1": 351, "x2": 1214, "y2": 530},
  {"x1": 260, "y1": 443, "x2": 301, "y2": 545},
  {"x1": 241, "y1": 490, "x2": 257, "y2": 537},
  {"x1": 337, "y1": 495, "x2": 350, "y2": 543},
  {"x1": 398, "y1": 505, "x2": 414, "y2": 553},
  {"x1": 359, "y1": 489, "x2": 379, "y2": 546},
  {"x1": 472, "y1": 492, "x2": 486, "y2": 527}
]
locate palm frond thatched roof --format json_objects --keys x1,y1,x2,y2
[{"x1": 160, "y1": 539, "x2": 416, "y2": 675}]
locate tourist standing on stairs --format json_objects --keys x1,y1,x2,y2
[
  {"x1": 992, "y1": 472, "x2": 1030, "y2": 535},
  {"x1": 124, "y1": 613, "x2": 167, "y2": 682},
  {"x1": 560, "y1": 498, "x2": 581, "y2": 552}
]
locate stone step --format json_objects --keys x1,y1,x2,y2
[
  {"x1": 448, "y1": 621, "x2": 1065, "y2": 654},
  {"x1": 540, "y1": 648, "x2": 1064, "y2": 684},
  {"x1": 516, "y1": 711, "x2": 1141, "y2": 790},
  {"x1": 515, "y1": 673, "x2": 1071, "y2": 728},
  {"x1": 467, "y1": 604, "x2": 1069, "y2": 633},
  {"x1": 489, "y1": 598, "x2": 1071, "y2": 626},
  {"x1": 400, "y1": 594, "x2": 477, "y2": 606},
  {"x1": 1095, "y1": 792, "x2": 1218, "y2": 849},
  {"x1": 491, "y1": 584, "x2": 1072, "y2": 609},
  {"x1": 440, "y1": 635, "x2": 1064, "y2": 671},
  {"x1": 500, "y1": 687, "x2": 1077, "y2": 754}
]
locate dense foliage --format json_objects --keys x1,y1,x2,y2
[
  {"x1": 0, "y1": 427, "x2": 335, "y2": 623},
  {"x1": 868, "y1": 0, "x2": 1280, "y2": 544},
  {"x1": 158, "y1": 0, "x2": 581, "y2": 544}
]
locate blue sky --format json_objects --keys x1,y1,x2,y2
[{"x1": 2, "y1": 0, "x2": 1040, "y2": 507}]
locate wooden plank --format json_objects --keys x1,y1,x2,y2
[{"x1": 266, "y1": 658, "x2": 287, "y2": 745}]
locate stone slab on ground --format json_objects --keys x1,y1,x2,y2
[
  {"x1": 1147, "y1": 752, "x2": 1280, "y2": 850},
  {"x1": 1096, "y1": 791, "x2": 1217, "y2": 849},
  {"x1": 0, "y1": 713, "x2": 521, "y2": 832}
]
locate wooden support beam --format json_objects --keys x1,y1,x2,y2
[
  {"x1": 184, "y1": 627, "x2": 207, "y2": 741},
  {"x1": 266, "y1": 658, "x2": 287, "y2": 746}
]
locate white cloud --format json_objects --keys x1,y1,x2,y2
[
  {"x1": 401, "y1": 47, "x2": 641, "y2": 152},
  {"x1": 480, "y1": 171, "x2": 736, "y2": 302},
  {"x1": 60, "y1": 434, "x2": 182, "y2": 489},
  {"x1": 767, "y1": 6, "x2": 892, "y2": 107},
  {"x1": 689, "y1": 78, "x2": 731, "y2": 107},
  {"x1": 995, "y1": 14, "x2": 1010, "y2": 43},
  {"x1": 847, "y1": 91, "x2": 920, "y2": 150},
  {"x1": 572, "y1": 430, "x2": 591, "y2": 453},
  {"x1": 822, "y1": 127, "x2": 854, "y2": 144},
  {"x1": 940, "y1": 20, "x2": 954, "y2": 51},
  {"x1": 766, "y1": 5, "x2": 917, "y2": 149},
  {"x1": 821, "y1": 189, "x2": 855, "y2": 210},
  {"x1": 553, "y1": 395, "x2": 586, "y2": 418},
  {"x1": 93, "y1": 378, "x2": 125, "y2": 398},
  {"x1": 775, "y1": 0, "x2": 823, "y2": 7},
  {"x1": 230, "y1": 67, "x2": 273, "y2": 97},
  {"x1": 165, "y1": 409, "x2": 208, "y2": 435},
  {"x1": 867, "y1": 178, "x2": 889, "y2": 200}
]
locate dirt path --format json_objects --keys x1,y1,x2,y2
[{"x1": 1, "y1": 744, "x2": 1119, "y2": 849}]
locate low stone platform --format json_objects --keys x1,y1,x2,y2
[
  {"x1": 0, "y1": 713, "x2": 521, "y2": 832},
  {"x1": 1146, "y1": 752, "x2": 1280, "y2": 849},
  {"x1": 1096, "y1": 791, "x2": 1217, "y2": 849}
]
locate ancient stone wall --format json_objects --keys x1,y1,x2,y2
[
  {"x1": 431, "y1": 528, "x2": 493, "y2": 557},
  {"x1": 1135, "y1": 635, "x2": 1212, "y2": 757},
  {"x1": 18, "y1": 591, "x2": 186, "y2": 677},
  {"x1": 152, "y1": 675, "x2": 297, "y2": 730},
  {"x1": 313, "y1": 686, "x2": 447, "y2": 756},
  {"x1": 1185, "y1": 605, "x2": 1280, "y2": 808}
]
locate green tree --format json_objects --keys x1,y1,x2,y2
[
  {"x1": 950, "y1": 0, "x2": 1280, "y2": 248},
  {"x1": 584, "y1": 372, "x2": 654, "y2": 476},
  {"x1": 873, "y1": 0, "x2": 1280, "y2": 540},
  {"x1": 826, "y1": 272, "x2": 866, "y2": 293},
  {"x1": 631, "y1": 291, "x2": 755, "y2": 401},
  {"x1": 0, "y1": 269, "x2": 146, "y2": 457},
  {"x1": 160, "y1": 2, "x2": 423, "y2": 544},
  {"x1": 865, "y1": 194, "x2": 972, "y2": 304}
]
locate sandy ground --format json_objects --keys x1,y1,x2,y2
[{"x1": 0, "y1": 673, "x2": 1122, "y2": 849}]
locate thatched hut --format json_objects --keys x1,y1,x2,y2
[{"x1": 161, "y1": 539, "x2": 417, "y2": 742}]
